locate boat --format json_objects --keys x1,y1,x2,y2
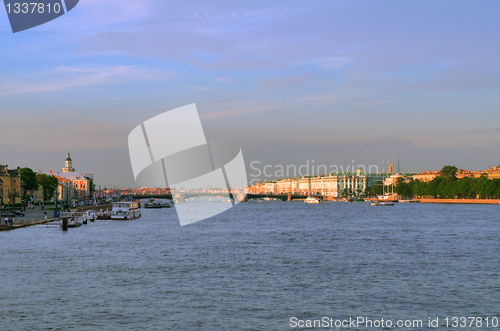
[
  {"x1": 144, "y1": 199, "x2": 172, "y2": 208},
  {"x1": 60, "y1": 218, "x2": 82, "y2": 228},
  {"x1": 304, "y1": 176, "x2": 322, "y2": 204},
  {"x1": 372, "y1": 201, "x2": 394, "y2": 206},
  {"x1": 372, "y1": 159, "x2": 398, "y2": 206},
  {"x1": 305, "y1": 196, "x2": 322, "y2": 204},
  {"x1": 399, "y1": 199, "x2": 417, "y2": 203},
  {"x1": 110, "y1": 201, "x2": 142, "y2": 220}
]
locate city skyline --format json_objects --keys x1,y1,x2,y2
[{"x1": 2, "y1": 1, "x2": 500, "y2": 188}]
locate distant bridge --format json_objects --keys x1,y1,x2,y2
[{"x1": 129, "y1": 192, "x2": 322, "y2": 201}]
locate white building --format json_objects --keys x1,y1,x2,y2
[
  {"x1": 251, "y1": 169, "x2": 383, "y2": 198},
  {"x1": 44, "y1": 153, "x2": 92, "y2": 203}
]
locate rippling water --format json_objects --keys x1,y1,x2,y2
[{"x1": 1, "y1": 202, "x2": 499, "y2": 330}]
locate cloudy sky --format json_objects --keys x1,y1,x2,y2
[{"x1": 1, "y1": 0, "x2": 500, "y2": 188}]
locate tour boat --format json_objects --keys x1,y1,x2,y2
[
  {"x1": 304, "y1": 196, "x2": 322, "y2": 204},
  {"x1": 110, "y1": 201, "x2": 142, "y2": 220}
]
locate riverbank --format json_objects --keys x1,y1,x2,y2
[
  {"x1": 0, "y1": 218, "x2": 57, "y2": 231},
  {"x1": 417, "y1": 198, "x2": 500, "y2": 204}
]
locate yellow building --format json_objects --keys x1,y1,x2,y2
[{"x1": 0, "y1": 165, "x2": 22, "y2": 206}]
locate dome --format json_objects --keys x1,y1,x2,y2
[{"x1": 66, "y1": 152, "x2": 72, "y2": 161}]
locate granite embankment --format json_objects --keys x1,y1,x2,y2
[{"x1": 417, "y1": 198, "x2": 500, "y2": 204}]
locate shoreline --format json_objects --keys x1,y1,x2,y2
[
  {"x1": 0, "y1": 218, "x2": 57, "y2": 231},
  {"x1": 416, "y1": 198, "x2": 500, "y2": 204}
]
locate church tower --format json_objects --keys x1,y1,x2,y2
[{"x1": 62, "y1": 152, "x2": 75, "y2": 172}]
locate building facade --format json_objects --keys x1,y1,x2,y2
[
  {"x1": 249, "y1": 170, "x2": 383, "y2": 198},
  {"x1": 0, "y1": 165, "x2": 21, "y2": 206},
  {"x1": 43, "y1": 153, "x2": 92, "y2": 203}
]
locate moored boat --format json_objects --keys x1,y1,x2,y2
[
  {"x1": 372, "y1": 201, "x2": 395, "y2": 206},
  {"x1": 304, "y1": 196, "x2": 322, "y2": 204},
  {"x1": 144, "y1": 199, "x2": 172, "y2": 208},
  {"x1": 110, "y1": 201, "x2": 141, "y2": 220}
]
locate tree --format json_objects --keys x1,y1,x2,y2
[
  {"x1": 426, "y1": 177, "x2": 443, "y2": 198},
  {"x1": 456, "y1": 177, "x2": 472, "y2": 198},
  {"x1": 412, "y1": 180, "x2": 427, "y2": 197},
  {"x1": 19, "y1": 167, "x2": 39, "y2": 192},
  {"x1": 440, "y1": 165, "x2": 458, "y2": 182},
  {"x1": 395, "y1": 178, "x2": 412, "y2": 198},
  {"x1": 36, "y1": 174, "x2": 59, "y2": 201}
]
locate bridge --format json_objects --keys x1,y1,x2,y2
[{"x1": 129, "y1": 192, "x2": 322, "y2": 202}]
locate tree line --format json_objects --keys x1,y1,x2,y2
[
  {"x1": 19, "y1": 167, "x2": 95, "y2": 202},
  {"x1": 395, "y1": 166, "x2": 500, "y2": 199},
  {"x1": 19, "y1": 167, "x2": 60, "y2": 201}
]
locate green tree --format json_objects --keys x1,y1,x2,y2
[
  {"x1": 395, "y1": 178, "x2": 412, "y2": 198},
  {"x1": 426, "y1": 177, "x2": 443, "y2": 198},
  {"x1": 412, "y1": 180, "x2": 427, "y2": 197},
  {"x1": 474, "y1": 176, "x2": 489, "y2": 198},
  {"x1": 19, "y1": 167, "x2": 39, "y2": 192},
  {"x1": 440, "y1": 165, "x2": 458, "y2": 182},
  {"x1": 456, "y1": 177, "x2": 472, "y2": 198},
  {"x1": 36, "y1": 174, "x2": 59, "y2": 201}
]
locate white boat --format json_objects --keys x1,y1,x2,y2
[
  {"x1": 60, "y1": 218, "x2": 82, "y2": 228},
  {"x1": 372, "y1": 201, "x2": 394, "y2": 206},
  {"x1": 305, "y1": 196, "x2": 322, "y2": 204},
  {"x1": 111, "y1": 201, "x2": 142, "y2": 220},
  {"x1": 304, "y1": 176, "x2": 322, "y2": 204},
  {"x1": 84, "y1": 210, "x2": 97, "y2": 221},
  {"x1": 144, "y1": 199, "x2": 172, "y2": 209}
]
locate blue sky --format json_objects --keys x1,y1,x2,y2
[{"x1": 1, "y1": 0, "x2": 500, "y2": 187}]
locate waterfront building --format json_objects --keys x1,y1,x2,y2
[
  {"x1": 483, "y1": 165, "x2": 500, "y2": 179},
  {"x1": 412, "y1": 171, "x2": 441, "y2": 182},
  {"x1": 383, "y1": 173, "x2": 407, "y2": 186},
  {"x1": 248, "y1": 169, "x2": 383, "y2": 198},
  {"x1": 456, "y1": 169, "x2": 482, "y2": 179},
  {"x1": 414, "y1": 169, "x2": 484, "y2": 182},
  {"x1": 0, "y1": 165, "x2": 21, "y2": 206},
  {"x1": 42, "y1": 152, "x2": 91, "y2": 203}
]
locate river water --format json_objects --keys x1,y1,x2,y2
[{"x1": 0, "y1": 202, "x2": 499, "y2": 330}]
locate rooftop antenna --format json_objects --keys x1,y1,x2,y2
[{"x1": 398, "y1": 154, "x2": 400, "y2": 173}]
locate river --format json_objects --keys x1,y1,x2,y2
[{"x1": 1, "y1": 202, "x2": 499, "y2": 330}]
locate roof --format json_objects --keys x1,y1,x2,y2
[{"x1": 42, "y1": 171, "x2": 89, "y2": 180}]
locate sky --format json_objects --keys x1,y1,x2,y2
[{"x1": 1, "y1": 0, "x2": 500, "y2": 188}]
